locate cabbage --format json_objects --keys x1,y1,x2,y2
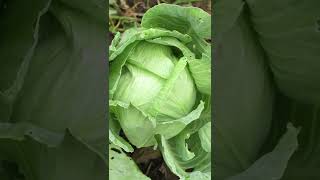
[
  {"x1": 214, "y1": 0, "x2": 320, "y2": 179},
  {"x1": 109, "y1": 4, "x2": 211, "y2": 179},
  {"x1": 0, "y1": 0, "x2": 107, "y2": 179}
]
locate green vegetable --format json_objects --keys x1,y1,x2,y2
[
  {"x1": 109, "y1": 4, "x2": 211, "y2": 179},
  {"x1": 0, "y1": 0, "x2": 107, "y2": 179},
  {"x1": 214, "y1": 0, "x2": 320, "y2": 179}
]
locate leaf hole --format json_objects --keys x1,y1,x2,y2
[
  {"x1": 186, "y1": 168, "x2": 194, "y2": 172},
  {"x1": 111, "y1": 148, "x2": 122, "y2": 154}
]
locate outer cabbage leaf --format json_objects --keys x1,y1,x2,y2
[
  {"x1": 109, "y1": 107, "x2": 133, "y2": 152},
  {"x1": 141, "y1": 4, "x2": 211, "y2": 58},
  {"x1": 0, "y1": 131, "x2": 107, "y2": 180},
  {"x1": 199, "y1": 122, "x2": 211, "y2": 152},
  {"x1": 0, "y1": 0, "x2": 50, "y2": 121},
  {"x1": 109, "y1": 144, "x2": 150, "y2": 180},
  {"x1": 0, "y1": 0, "x2": 108, "y2": 179},
  {"x1": 188, "y1": 57, "x2": 211, "y2": 95},
  {"x1": 246, "y1": 0, "x2": 320, "y2": 104},
  {"x1": 266, "y1": 93, "x2": 320, "y2": 180},
  {"x1": 214, "y1": 1, "x2": 320, "y2": 180},
  {"x1": 155, "y1": 96, "x2": 211, "y2": 179},
  {"x1": 156, "y1": 126, "x2": 211, "y2": 180},
  {"x1": 9, "y1": 0, "x2": 107, "y2": 158},
  {"x1": 227, "y1": 123, "x2": 299, "y2": 180},
  {"x1": 213, "y1": 6, "x2": 274, "y2": 179}
]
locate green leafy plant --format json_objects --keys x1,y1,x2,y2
[
  {"x1": 0, "y1": 0, "x2": 107, "y2": 179},
  {"x1": 214, "y1": 0, "x2": 320, "y2": 179},
  {"x1": 109, "y1": 3, "x2": 211, "y2": 179}
]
